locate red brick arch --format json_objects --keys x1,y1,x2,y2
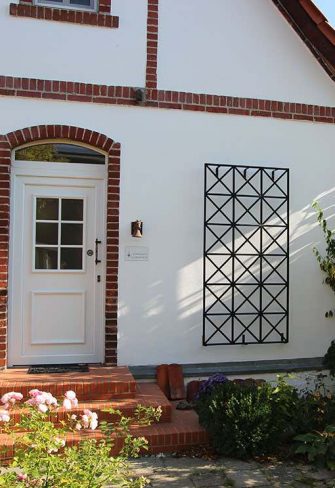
[{"x1": 0, "y1": 125, "x2": 121, "y2": 368}]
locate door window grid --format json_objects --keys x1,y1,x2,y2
[{"x1": 34, "y1": 197, "x2": 85, "y2": 271}]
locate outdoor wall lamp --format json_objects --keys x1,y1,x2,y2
[
  {"x1": 134, "y1": 88, "x2": 146, "y2": 104},
  {"x1": 131, "y1": 220, "x2": 143, "y2": 238}
]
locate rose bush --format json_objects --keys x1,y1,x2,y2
[{"x1": 0, "y1": 388, "x2": 161, "y2": 487}]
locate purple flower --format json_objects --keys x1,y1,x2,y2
[{"x1": 196, "y1": 373, "x2": 229, "y2": 399}]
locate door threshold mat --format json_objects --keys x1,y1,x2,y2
[{"x1": 27, "y1": 364, "x2": 89, "y2": 374}]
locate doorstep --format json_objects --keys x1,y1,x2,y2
[{"x1": 0, "y1": 366, "x2": 136, "y2": 400}]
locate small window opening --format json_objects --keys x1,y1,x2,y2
[
  {"x1": 15, "y1": 143, "x2": 105, "y2": 165},
  {"x1": 35, "y1": 0, "x2": 96, "y2": 12}
]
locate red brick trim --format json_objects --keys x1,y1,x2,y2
[
  {"x1": 9, "y1": 3, "x2": 119, "y2": 28},
  {"x1": 1, "y1": 75, "x2": 335, "y2": 124},
  {"x1": 146, "y1": 0, "x2": 159, "y2": 89},
  {"x1": 0, "y1": 125, "x2": 120, "y2": 367}
]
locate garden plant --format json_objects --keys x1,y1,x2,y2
[
  {"x1": 0, "y1": 389, "x2": 161, "y2": 487},
  {"x1": 312, "y1": 200, "x2": 335, "y2": 318},
  {"x1": 196, "y1": 373, "x2": 335, "y2": 466}
]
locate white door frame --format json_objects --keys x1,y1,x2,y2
[{"x1": 8, "y1": 159, "x2": 107, "y2": 366}]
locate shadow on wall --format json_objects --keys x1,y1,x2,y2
[{"x1": 117, "y1": 182, "x2": 335, "y2": 362}]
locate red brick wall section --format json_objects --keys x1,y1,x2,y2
[
  {"x1": 0, "y1": 137, "x2": 10, "y2": 368},
  {"x1": 0, "y1": 76, "x2": 335, "y2": 124},
  {"x1": 146, "y1": 0, "x2": 159, "y2": 89},
  {"x1": 9, "y1": 0, "x2": 119, "y2": 28},
  {"x1": 0, "y1": 125, "x2": 121, "y2": 367}
]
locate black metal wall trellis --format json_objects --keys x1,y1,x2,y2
[{"x1": 203, "y1": 163, "x2": 289, "y2": 345}]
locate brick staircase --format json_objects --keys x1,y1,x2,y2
[{"x1": 0, "y1": 366, "x2": 208, "y2": 460}]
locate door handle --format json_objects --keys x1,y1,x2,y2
[{"x1": 95, "y1": 239, "x2": 102, "y2": 265}]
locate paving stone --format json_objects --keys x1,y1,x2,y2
[
  {"x1": 217, "y1": 458, "x2": 259, "y2": 471},
  {"x1": 128, "y1": 456, "x2": 335, "y2": 488},
  {"x1": 307, "y1": 469, "x2": 335, "y2": 481},
  {"x1": 151, "y1": 481, "x2": 195, "y2": 488},
  {"x1": 129, "y1": 458, "x2": 165, "y2": 477},
  {"x1": 263, "y1": 462, "x2": 305, "y2": 485},
  {"x1": 191, "y1": 472, "x2": 226, "y2": 487},
  {"x1": 224, "y1": 467, "x2": 271, "y2": 487},
  {"x1": 269, "y1": 482, "x2": 293, "y2": 487},
  {"x1": 291, "y1": 482, "x2": 313, "y2": 487},
  {"x1": 150, "y1": 481, "x2": 195, "y2": 488},
  {"x1": 149, "y1": 472, "x2": 194, "y2": 488},
  {"x1": 163, "y1": 457, "x2": 216, "y2": 471}
]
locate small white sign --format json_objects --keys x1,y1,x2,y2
[{"x1": 125, "y1": 246, "x2": 149, "y2": 262}]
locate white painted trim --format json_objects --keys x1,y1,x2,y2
[{"x1": 12, "y1": 161, "x2": 105, "y2": 179}]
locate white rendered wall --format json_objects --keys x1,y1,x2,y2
[
  {"x1": 0, "y1": 97, "x2": 335, "y2": 366},
  {"x1": 157, "y1": 0, "x2": 335, "y2": 106},
  {"x1": 0, "y1": 0, "x2": 147, "y2": 86},
  {"x1": 1, "y1": 0, "x2": 335, "y2": 105}
]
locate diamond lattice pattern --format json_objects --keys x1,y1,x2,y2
[{"x1": 203, "y1": 164, "x2": 289, "y2": 345}]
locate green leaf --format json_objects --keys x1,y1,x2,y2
[
  {"x1": 294, "y1": 433, "x2": 318, "y2": 442},
  {"x1": 295, "y1": 445, "x2": 309, "y2": 454},
  {"x1": 326, "y1": 460, "x2": 335, "y2": 470}
]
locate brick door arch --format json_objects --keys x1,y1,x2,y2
[{"x1": 0, "y1": 125, "x2": 120, "y2": 368}]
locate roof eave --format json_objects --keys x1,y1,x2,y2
[{"x1": 272, "y1": 0, "x2": 335, "y2": 81}]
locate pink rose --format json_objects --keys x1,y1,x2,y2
[
  {"x1": 62, "y1": 398, "x2": 72, "y2": 410},
  {"x1": 62, "y1": 391, "x2": 78, "y2": 410},
  {"x1": 65, "y1": 391, "x2": 76, "y2": 401},
  {"x1": 38, "y1": 404, "x2": 48, "y2": 414},
  {"x1": 1, "y1": 391, "x2": 23, "y2": 406},
  {"x1": 0, "y1": 409, "x2": 10, "y2": 422}
]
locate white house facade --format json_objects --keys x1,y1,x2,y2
[{"x1": 0, "y1": 0, "x2": 335, "y2": 375}]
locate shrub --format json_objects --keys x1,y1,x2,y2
[
  {"x1": 0, "y1": 389, "x2": 161, "y2": 487},
  {"x1": 296, "y1": 391, "x2": 335, "y2": 435},
  {"x1": 295, "y1": 426, "x2": 335, "y2": 470},
  {"x1": 324, "y1": 340, "x2": 335, "y2": 376},
  {"x1": 312, "y1": 201, "x2": 335, "y2": 318},
  {"x1": 196, "y1": 376, "x2": 301, "y2": 459}
]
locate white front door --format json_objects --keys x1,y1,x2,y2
[{"x1": 8, "y1": 162, "x2": 106, "y2": 366}]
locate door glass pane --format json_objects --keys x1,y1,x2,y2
[
  {"x1": 62, "y1": 199, "x2": 83, "y2": 221},
  {"x1": 61, "y1": 224, "x2": 83, "y2": 245},
  {"x1": 36, "y1": 198, "x2": 59, "y2": 220},
  {"x1": 61, "y1": 248, "x2": 83, "y2": 270},
  {"x1": 35, "y1": 248, "x2": 58, "y2": 270},
  {"x1": 36, "y1": 223, "x2": 58, "y2": 245},
  {"x1": 34, "y1": 197, "x2": 85, "y2": 271},
  {"x1": 15, "y1": 143, "x2": 104, "y2": 164}
]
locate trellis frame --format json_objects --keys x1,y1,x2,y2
[{"x1": 203, "y1": 163, "x2": 289, "y2": 346}]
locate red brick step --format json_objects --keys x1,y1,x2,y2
[
  {"x1": 9, "y1": 383, "x2": 172, "y2": 425},
  {"x1": 0, "y1": 367, "x2": 136, "y2": 401},
  {"x1": 0, "y1": 367, "x2": 209, "y2": 461},
  {"x1": 0, "y1": 406, "x2": 208, "y2": 460}
]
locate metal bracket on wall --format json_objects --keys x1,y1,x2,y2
[{"x1": 203, "y1": 163, "x2": 289, "y2": 345}]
